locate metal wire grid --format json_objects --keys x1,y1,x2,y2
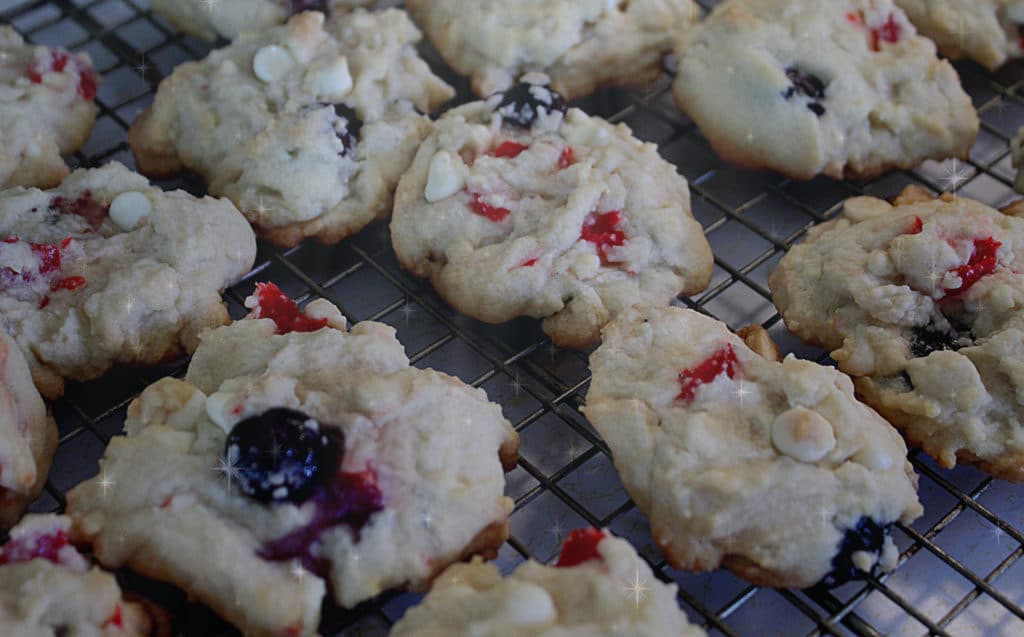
[{"x1": 1, "y1": 0, "x2": 1022, "y2": 635}]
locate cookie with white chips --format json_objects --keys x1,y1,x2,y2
[
  {"x1": 770, "y1": 186, "x2": 1024, "y2": 481},
  {"x1": 390, "y1": 78, "x2": 713, "y2": 349},
  {"x1": 583, "y1": 306, "x2": 922, "y2": 588},
  {"x1": 0, "y1": 162, "x2": 256, "y2": 399},
  {"x1": 0, "y1": 26, "x2": 98, "y2": 189},
  {"x1": 130, "y1": 9, "x2": 454, "y2": 246},
  {"x1": 673, "y1": 0, "x2": 978, "y2": 180},
  {"x1": 151, "y1": 0, "x2": 373, "y2": 41},
  {"x1": 67, "y1": 285, "x2": 519, "y2": 637},
  {"x1": 895, "y1": 0, "x2": 1024, "y2": 70}
]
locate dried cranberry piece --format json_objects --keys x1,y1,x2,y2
[
  {"x1": 783, "y1": 68, "x2": 827, "y2": 117},
  {"x1": 581, "y1": 211, "x2": 626, "y2": 265},
  {"x1": 50, "y1": 190, "x2": 109, "y2": 230},
  {"x1": 677, "y1": 345, "x2": 739, "y2": 402},
  {"x1": 556, "y1": 528, "x2": 607, "y2": 567},
  {"x1": 945, "y1": 237, "x2": 1001, "y2": 297},
  {"x1": 496, "y1": 82, "x2": 567, "y2": 129}
]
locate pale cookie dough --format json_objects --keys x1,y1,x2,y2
[
  {"x1": 583, "y1": 306, "x2": 922, "y2": 588},
  {"x1": 129, "y1": 10, "x2": 454, "y2": 247},
  {"x1": 390, "y1": 528, "x2": 706, "y2": 637},
  {"x1": 1, "y1": 515, "x2": 153, "y2": 637},
  {"x1": 0, "y1": 332, "x2": 56, "y2": 530},
  {"x1": 673, "y1": 0, "x2": 978, "y2": 180},
  {"x1": 390, "y1": 79, "x2": 713, "y2": 349},
  {"x1": 0, "y1": 26, "x2": 98, "y2": 189},
  {"x1": 67, "y1": 285, "x2": 520, "y2": 637},
  {"x1": 405, "y1": 0, "x2": 700, "y2": 99},
  {"x1": 0, "y1": 162, "x2": 256, "y2": 399},
  {"x1": 770, "y1": 186, "x2": 1024, "y2": 481},
  {"x1": 151, "y1": 0, "x2": 374, "y2": 41},
  {"x1": 895, "y1": 0, "x2": 1024, "y2": 70}
]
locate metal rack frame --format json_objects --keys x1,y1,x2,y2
[{"x1": 2, "y1": 0, "x2": 1022, "y2": 635}]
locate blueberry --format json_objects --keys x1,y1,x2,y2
[
  {"x1": 783, "y1": 68, "x2": 827, "y2": 117},
  {"x1": 910, "y1": 318, "x2": 971, "y2": 358},
  {"x1": 333, "y1": 104, "x2": 363, "y2": 157},
  {"x1": 496, "y1": 82, "x2": 567, "y2": 129},
  {"x1": 224, "y1": 408, "x2": 341, "y2": 504},
  {"x1": 820, "y1": 517, "x2": 891, "y2": 587},
  {"x1": 289, "y1": 0, "x2": 328, "y2": 14}
]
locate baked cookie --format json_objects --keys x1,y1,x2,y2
[
  {"x1": 672, "y1": 0, "x2": 978, "y2": 180},
  {"x1": 770, "y1": 187, "x2": 1024, "y2": 481},
  {"x1": 130, "y1": 10, "x2": 455, "y2": 247},
  {"x1": 151, "y1": 0, "x2": 374, "y2": 41},
  {"x1": 0, "y1": 331, "x2": 56, "y2": 530},
  {"x1": 0, "y1": 515, "x2": 152, "y2": 636},
  {"x1": 583, "y1": 306, "x2": 922, "y2": 588},
  {"x1": 67, "y1": 285, "x2": 520, "y2": 637},
  {"x1": 390, "y1": 528, "x2": 706, "y2": 637},
  {"x1": 390, "y1": 78, "x2": 713, "y2": 349},
  {"x1": 895, "y1": 0, "x2": 1024, "y2": 70},
  {"x1": 405, "y1": 0, "x2": 700, "y2": 100},
  {"x1": 0, "y1": 26, "x2": 98, "y2": 189},
  {"x1": 0, "y1": 162, "x2": 256, "y2": 399}
]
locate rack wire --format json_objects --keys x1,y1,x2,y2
[{"x1": 2, "y1": 0, "x2": 1022, "y2": 635}]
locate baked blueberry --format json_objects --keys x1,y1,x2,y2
[
  {"x1": 333, "y1": 104, "x2": 363, "y2": 156},
  {"x1": 496, "y1": 82, "x2": 568, "y2": 129},
  {"x1": 224, "y1": 408, "x2": 341, "y2": 504},
  {"x1": 289, "y1": 0, "x2": 328, "y2": 14},
  {"x1": 820, "y1": 517, "x2": 891, "y2": 587},
  {"x1": 910, "y1": 318, "x2": 971, "y2": 358},
  {"x1": 783, "y1": 68, "x2": 827, "y2": 117}
]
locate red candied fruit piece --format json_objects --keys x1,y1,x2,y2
[
  {"x1": 51, "y1": 276, "x2": 86, "y2": 291},
  {"x1": 27, "y1": 50, "x2": 97, "y2": 101},
  {"x1": 0, "y1": 528, "x2": 70, "y2": 565},
  {"x1": 677, "y1": 344, "x2": 739, "y2": 402},
  {"x1": 469, "y1": 192, "x2": 511, "y2": 222},
  {"x1": 521, "y1": 258, "x2": 538, "y2": 267},
  {"x1": 30, "y1": 242, "x2": 62, "y2": 274},
  {"x1": 945, "y1": 237, "x2": 1001, "y2": 296},
  {"x1": 491, "y1": 141, "x2": 529, "y2": 159},
  {"x1": 103, "y1": 605, "x2": 124, "y2": 630},
  {"x1": 581, "y1": 210, "x2": 626, "y2": 265},
  {"x1": 905, "y1": 216, "x2": 923, "y2": 235},
  {"x1": 51, "y1": 191, "x2": 109, "y2": 230},
  {"x1": 558, "y1": 147, "x2": 575, "y2": 169},
  {"x1": 556, "y1": 528, "x2": 607, "y2": 568},
  {"x1": 251, "y1": 282, "x2": 329, "y2": 334},
  {"x1": 869, "y1": 13, "x2": 901, "y2": 51}
]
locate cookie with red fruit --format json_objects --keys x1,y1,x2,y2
[
  {"x1": 771, "y1": 186, "x2": 1024, "y2": 481},
  {"x1": 0, "y1": 162, "x2": 255, "y2": 399},
  {"x1": 583, "y1": 306, "x2": 922, "y2": 588},
  {"x1": 151, "y1": 0, "x2": 373, "y2": 42},
  {"x1": 67, "y1": 286, "x2": 519, "y2": 637},
  {"x1": 0, "y1": 26, "x2": 98, "y2": 189},
  {"x1": 390, "y1": 76, "x2": 713, "y2": 349}
]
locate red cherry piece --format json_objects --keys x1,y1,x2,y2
[
  {"x1": 556, "y1": 528, "x2": 607, "y2": 568},
  {"x1": 51, "y1": 276, "x2": 86, "y2": 291},
  {"x1": 491, "y1": 141, "x2": 529, "y2": 159},
  {"x1": 677, "y1": 344, "x2": 739, "y2": 402},
  {"x1": 521, "y1": 258, "x2": 538, "y2": 267},
  {"x1": 103, "y1": 604, "x2": 124, "y2": 630},
  {"x1": 51, "y1": 191, "x2": 109, "y2": 230},
  {"x1": 0, "y1": 528, "x2": 70, "y2": 565},
  {"x1": 581, "y1": 211, "x2": 626, "y2": 265},
  {"x1": 905, "y1": 216, "x2": 923, "y2": 235},
  {"x1": 30, "y1": 242, "x2": 62, "y2": 274},
  {"x1": 945, "y1": 237, "x2": 1001, "y2": 296},
  {"x1": 251, "y1": 282, "x2": 329, "y2": 334},
  {"x1": 469, "y1": 193, "x2": 511, "y2": 222},
  {"x1": 558, "y1": 147, "x2": 575, "y2": 169}
]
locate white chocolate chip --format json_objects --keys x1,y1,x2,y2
[
  {"x1": 310, "y1": 56, "x2": 352, "y2": 101},
  {"x1": 497, "y1": 582, "x2": 556, "y2": 626},
  {"x1": 252, "y1": 45, "x2": 293, "y2": 83},
  {"x1": 108, "y1": 191, "x2": 152, "y2": 231},
  {"x1": 424, "y1": 150, "x2": 466, "y2": 203},
  {"x1": 770, "y1": 407, "x2": 836, "y2": 463}
]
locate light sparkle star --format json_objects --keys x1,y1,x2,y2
[{"x1": 624, "y1": 568, "x2": 651, "y2": 610}]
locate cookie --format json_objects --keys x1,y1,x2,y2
[
  {"x1": 770, "y1": 186, "x2": 1024, "y2": 481},
  {"x1": 67, "y1": 285, "x2": 520, "y2": 637},
  {"x1": 0, "y1": 26, "x2": 98, "y2": 190},
  {"x1": 405, "y1": 0, "x2": 699, "y2": 99},
  {"x1": 583, "y1": 306, "x2": 922, "y2": 588},
  {"x1": 151, "y1": 0, "x2": 374, "y2": 41},
  {"x1": 1011, "y1": 126, "x2": 1024, "y2": 194},
  {"x1": 390, "y1": 78, "x2": 713, "y2": 349},
  {"x1": 129, "y1": 10, "x2": 455, "y2": 247},
  {"x1": 672, "y1": 0, "x2": 978, "y2": 180},
  {"x1": 390, "y1": 528, "x2": 706, "y2": 637},
  {"x1": 0, "y1": 515, "x2": 153, "y2": 636},
  {"x1": 0, "y1": 332, "x2": 57, "y2": 530},
  {"x1": 895, "y1": 0, "x2": 1024, "y2": 70},
  {"x1": 0, "y1": 162, "x2": 256, "y2": 399}
]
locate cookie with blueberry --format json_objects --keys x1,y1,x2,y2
[
  {"x1": 895, "y1": 0, "x2": 1024, "y2": 70},
  {"x1": 151, "y1": 0, "x2": 374, "y2": 41},
  {"x1": 67, "y1": 285, "x2": 519, "y2": 637},
  {"x1": 0, "y1": 515, "x2": 156, "y2": 636},
  {"x1": 771, "y1": 186, "x2": 1024, "y2": 481},
  {"x1": 390, "y1": 76, "x2": 713, "y2": 349},
  {"x1": 129, "y1": 9, "x2": 454, "y2": 247},
  {"x1": 0, "y1": 162, "x2": 256, "y2": 399},
  {"x1": 405, "y1": 0, "x2": 700, "y2": 99},
  {"x1": 583, "y1": 306, "x2": 922, "y2": 588},
  {"x1": 0, "y1": 332, "x2": 57, "y2": 530},
  {"x1": 390, "y1": 528, "x2": 707, "y2": 637},
  {"x1": 0, "y1": 26, "x2": 98, "y2": 190},
  {"x1": 672, "y1": 0, "x2": 978, "y2": 180}
]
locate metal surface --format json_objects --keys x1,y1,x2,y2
[{"x1": 2, "y1": 0, "x2": 1023, "y2": 635}]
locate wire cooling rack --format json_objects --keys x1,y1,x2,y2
[{"x1": 2, "y1": 0, "x2": 1023, "y2": 635}]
